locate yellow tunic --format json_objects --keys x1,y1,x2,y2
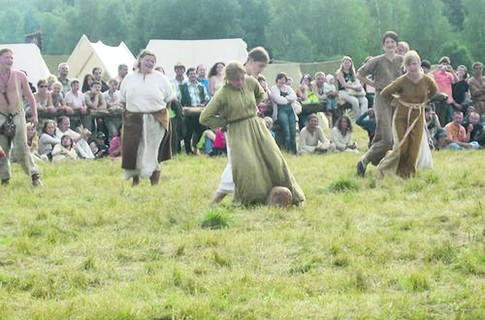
[
  {"x1": 200, "y1": 76, "x2": 305, "y2": 205},
  {"x1": 378, "y1": 74, "x2": 438, "y2": 178}
]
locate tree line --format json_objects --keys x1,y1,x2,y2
[{"x1": 1, "y1": 0, "x2": 484, "y2": 68}]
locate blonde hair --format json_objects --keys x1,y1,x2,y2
[
  {"x1": 52, "y1": 81, "x2": 63, "y2": 89},
  {"x1": 57, "y1": 62, "x2": 69, "y2": 71},
  {"x1": 397, "y1": 41, "x2": 410, "y2": 53},
  {"x1": 314, "y1": 71, "x2": 325, "y2": 79},
  {"x1": 403, "y1": 50, "x2": 421, "y2": 67},
  {"x1": 224, "y1": 61, "x2": 246, "y2": 81},
  {"x1": 47, "y1": 74, "x2": 58, "y2": 83}
]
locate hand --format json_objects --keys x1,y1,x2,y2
[
  {"x1": 454, "y1": 102, "x2": 463, "y2": 110},
  {"x1": 468, "y1": 124, "x2": 473, "y2": 131},
  {"x1": 31, "y1": 114, "x2": 38, "y2": 126}
]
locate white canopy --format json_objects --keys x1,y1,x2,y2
[
  {"x1": 146, "y1": 38, "x2": 248, "y2": 78},
  {"x1": 0, "y1": 43, "x2": 51, "y2": 86},
  {"x1": 67, "y1": 34, "x2": 136, "y2": 82}
]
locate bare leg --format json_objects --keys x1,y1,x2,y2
[{"x1": 211, "y1": 191, "x2": 227, "y2": 204}]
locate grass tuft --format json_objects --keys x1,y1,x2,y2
[
  {"x1": 426, "y1": 241, "x2": 457, "y2": 264},
  {"x1": 289, "y1": 257, "x2": 321, "y2": 274},
  {"x1": 83, "y1": 255, "x2": 96, "y2": 271},
  {"x1": 200, "y1": 209, "x2": 231, "y2": 229},
  {"x1": 328, "y1": 176, "x2": 360, "y2": 193}
]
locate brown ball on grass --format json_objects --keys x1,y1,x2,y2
[{"x1": 266, "y1": 186, "x2": 293, "y2": 207}]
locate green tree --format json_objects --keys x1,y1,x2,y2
[
  {"x1": 461, "y1": 0, "x2": 485, "y2": 61},
  {"x1": 365, "y1": 0, "x2": 408, "y2": 53},
  {"x1": 441, "y1": 0, "x2": 465, "y2": 32},
  {"x1": 305, "y1": 0, "x2": 369, "y2": 63},
  {"x1": 236, "y1": 0, "x2": 269, "y2": 48},
  {"x1": 35, "y1": 12, "x2": 69, "y2": 54},
  {"x1": 439, "y1": 41, "x2": 473, "y2": 68},
  {"x1": 98, "y1": 0, "x2": 132, "y2": 47},
  {"x1": 0, "y1": 8, "x2": 25, "y2": 43},
  {"x1": 264, "y1": 0, "x2": 313, "y2": 62},
  {"x1": 400, "y1": 0, "x2": 453, "y2": 63}
]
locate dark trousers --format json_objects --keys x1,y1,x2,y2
[{"x1": 184, "y1": 115, "x2": 206, "y2": 154}]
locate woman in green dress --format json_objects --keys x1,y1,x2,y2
[{"x1": 200, "y1": 62, "x2": 305, "y2": 205}]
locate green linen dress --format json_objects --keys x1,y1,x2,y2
[{"x1": 200, "y1": 76, "x2": 305, "y2": 205}]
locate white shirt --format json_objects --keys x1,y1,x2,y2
[
  {"x1": 120, "y1": 72, "x2": 175, "y2": 113},
  {"x1": 64, "y1": 90, "x2": 86, "y2": 109}
]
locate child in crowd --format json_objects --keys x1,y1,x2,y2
[
  {"x1": 90, "y1": 132, "x2": 109, "y2": 159},
  {"x1": 26, "y1": 122, "x2": 41, "y2": 161},
  {"x1": 264, "y1": 116, "x2": 276, "y2": 138},
  {"x1": 323, "y1": 74, "x2": 338, "y2": 125},
  {"x1": 356, "y1": 108, "x2": 376, "y2": 148},
  {"x1": 109, "y1": 126, "x2": 122, "y2": 157},
  {"x1": 257, "y1": 75, "x2": 272, "y2": 117},
  {"x1": 52, "y1": 134, "x2": 78, "y2": 163},
  {"x1": 198, "y1": 128, "x2": 227, "y2": 156}
]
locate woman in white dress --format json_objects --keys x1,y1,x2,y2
[{"x1": 119, "y1": 49, "x2": 175, "y2": 186}]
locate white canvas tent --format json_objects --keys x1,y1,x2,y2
[
  {"x1": 67, "y1": 34, "x2": 136, "y2": 83},
  {"x1": 0, "y1": 43, "x2": 50, "y2": 86},
  {"x1": 146, "y1": 38, "x2": 248, "y2": 78}
]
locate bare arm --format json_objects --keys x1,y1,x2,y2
[
  {"x1": 356, "y1": 73, "x2": 374, "y2": 87},
  {"x1": 20, "y1": 73, "x2": 38, "y2": 125},
  {"x1": 209, "y1": 76, "x2": 217, "y2": 96},
  {"x1": 98, "y1": 93, "x2": 107, "y2": 110},
  {"x1": 336, "y1": 71, "x2": 358, "y2": 91}
]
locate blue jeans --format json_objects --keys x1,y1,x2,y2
[
  {"x1": 447, "y1": 142, "x2": 479, "y2": 150},
  {"x1": 277, "y1": 104, "x2": 297, "y2": 154}
]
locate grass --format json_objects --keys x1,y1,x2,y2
[{"x1": 0, "y1": 127, "x2": 484, "y2": 319}]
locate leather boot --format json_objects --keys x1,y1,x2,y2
[
  {"x1": 132, "y1": 176, "x2": 140, "y2": 187},
  {"x1": 149, "y1": 170, "x2": 160, "y2": 186}
]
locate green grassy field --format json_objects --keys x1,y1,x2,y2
[{"x1": 0, "y1": 128, "x2": 483, "y2": 319}]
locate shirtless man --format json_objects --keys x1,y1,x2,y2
[{"x1": 0, "y1": 48, "x2": 42, "y2": 186}]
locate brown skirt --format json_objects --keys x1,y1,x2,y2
[{"x1": 121, "y1": 109, "x2": 172, "y2": 170}]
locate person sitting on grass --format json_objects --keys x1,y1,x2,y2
[
  {"x1": 323, "y1": 74, "x2": 338, "y2": 126},
  {"x1": 108, "y1": 125, "x2": 122, "y2": 158},
  {"x1": 463, "y1": 111, "x2": 484, "y2": 148},
  {"x1": 356, "y1": 107, "x2": 376, "y2": 148},
  {"x1": 197, "y1": 128, "x2": 227, "y2": 156},
  {"x1": 264, "y1": 116, "x2": 276, "y2": 138},
  {"x1": 52, "y1": 134, "x2": 78, "y2": 163},
  {"x1": 298, "y1": 113, "x2": 334, "y2": 154},
  {"x1": 39, "y1": 120, "x2": 61, "y2": 161},
  {"x1": 424, "y1": 106, "x2": 442, "y2": 150},
  {"x1": 55, "y1": 116, "x2": 95, "y2": 159},
  {"x1": 331, "y1": 115, "x2": 359, "y2": 153},
  {"x1": 90, "y1": 132, "x2": 109, "y2": 159},
  {"x1": 444, "y1": 111, "x2": 479, "y2": 150}
]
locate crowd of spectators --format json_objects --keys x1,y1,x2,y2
[{"x1": 14, "y1": 50, "x2": 484, "y2": 167}]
